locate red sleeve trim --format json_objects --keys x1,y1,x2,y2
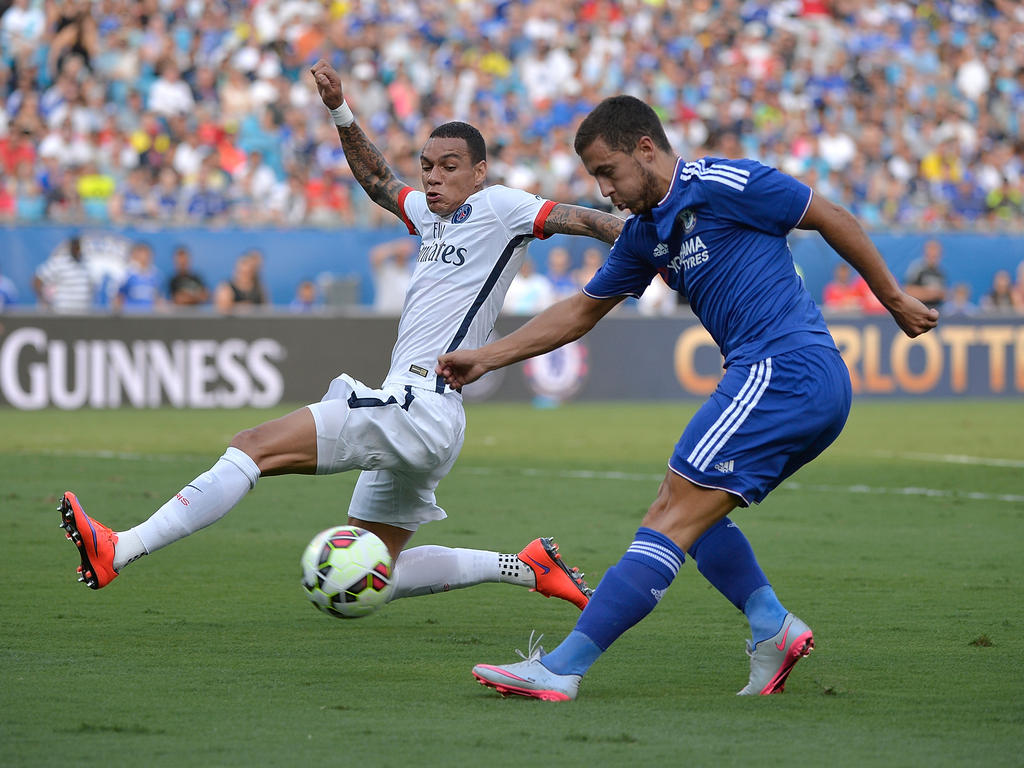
[
  {"x1": 397, "y1": 186, "x2": 418, "y2": 235},
  {"x1": 532, "y1": 199, "x2": 558, "y2": 239}
]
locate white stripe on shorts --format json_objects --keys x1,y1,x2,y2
[
  {"x1": 688, "y1": 358, "x2": 772, "y2": 471},
  {"x1": 687, "y1": 361, "x2": 763, "y2": 467}
]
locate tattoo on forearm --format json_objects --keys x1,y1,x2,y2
[
  {"x1": 337, "y1": 122, "x2": 405, "y2": 216},
  {"x1": 545, "y1": 204, "x2": 623, "y2": 244}
]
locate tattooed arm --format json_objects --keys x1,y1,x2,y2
[
  {"x1": 311, "y1": 59, "x2": 406, "y2": 218},
  {"x1": 543, "y1": 203, "x2": 624, "y2": 245}
]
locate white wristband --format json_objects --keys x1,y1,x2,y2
[{"x1": 329, "y1": 101, "x2": 354, "y2": 127}]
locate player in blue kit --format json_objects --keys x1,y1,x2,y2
[{"x1": 437, "y1": 95, "x2": 939, "y2": 700}]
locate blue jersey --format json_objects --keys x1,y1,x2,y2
[
  {"x1": 585, "y1": 157, "x2": 836, "y2": 367},
  {"x1": 118, "y1": 267, "x2": 163, "y2": 309}
]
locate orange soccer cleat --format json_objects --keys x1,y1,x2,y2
[
  {"x1": 58, "y1": 491, "x2": 119, "y2": 589},
  {"x1": 518, "y1": 537, "x2": 593, "y2": 611}
]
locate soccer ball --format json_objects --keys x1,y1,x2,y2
[{"x1": 300, "y1": 526, "x2": 394, "y2": 619}]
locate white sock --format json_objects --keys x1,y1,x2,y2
[
  {"x1": 114, "y1": 447, "x2": 260, "y2": 570},
  {"x1": 390, "y1": 546, "x2": 535, "y2": 600}
]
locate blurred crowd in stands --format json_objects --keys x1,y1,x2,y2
[{"x1": 0, "y1": 0, "x2": 1022, "y2": 232}]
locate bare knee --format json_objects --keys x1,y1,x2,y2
[
  {"x1": 230, "y1": 425, "x2": 265, "y2": 462},
  {"x1": 224, "y1": 408, "x2": 318, "y2": 476}
]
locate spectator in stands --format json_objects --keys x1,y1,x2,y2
[
  {"x1": 46, "y1": 0, "x2": 99, "y2": 78},
  {"x1": 1, "y1": 0, "x2": 45, "y2": 64},
  {"x1": 289, "y1": 279, "x2": 321, "y2": 313},
  {"x1": 214, "y1": 250, "x2": 268, "y2": 314},
  {"x1": 244, "y1": 249, "x2": 270, "y2": 304},
  {"x1": 32, "y1": 235, "x2": 94, "y2": 313},
  {"x1": 370, "y1": 238, "x2": 415, "y2": 315},
  {"x1": 979, "y1": 270, "x2": 1016, "y2": 315},
  {"x1": 147, "y1": 60, "x2": 195, "y2": 118},
  {"x1": 185, "y1": 155, "x2": 230, "y2": 224},
  {"x1": 941, "y1": 283, "x2": 978, "y2": 319},
  {"x1": 949, "y1": 176, "x2": 988, "y2": 227},
  {"x1": 1012, "y1": 261, "x2": 1024, "y2": 312},
  {"x1": 0, "y1": 176, "x2": 14, "y2": 221},
  {"x1": 149, "y1": 167, "x2": 184, "y2": 223},
  {"x1": 546, "y1": 246, "x2": 578, "y2": 300},
  {"x1": 904, "y1": 239, "x2": 947, "y2": 311},
  {"x1": 13, "y1": 163, "x2": 46, "y2": 222},
  {"x1": 114, "y1": 241, "x2": 164, "y2": 313},
  {"x1": 822, "y1": 262, "x2": 865, "y2": 313},
  {"x1": 572, "y1": 247, "x2": 606, "y2": 290},
  {"x1": 109, "y1": 167, "x2": 151, "y2": 224},
  {"x1": 305, "y1": 167, "x2": 355, "y2": 226},
  {"x1": 503, "y1": 256, "x2": 554, "y2": 315},
  {"x1": 167, "y1": 245, "x2": 209, "y2": 307}
]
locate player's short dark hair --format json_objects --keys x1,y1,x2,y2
[
  {"x1": 429, "y1": 121, "x2": 486, "y2": 165},
  {"x1": 574, "y1": 95, "x2": 672, "y2": 155}
]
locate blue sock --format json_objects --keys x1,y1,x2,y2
[
  {"x1": 687, "y1": 517, "x2": 786, "y2": 643},
  {"x1": 542, "y1": 527, "x2": 684, "y2": 676},
  {"x1": 744, "y1": 585, "x2": 788, "y2": 644}
]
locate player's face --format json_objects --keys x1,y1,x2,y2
[
  {"x1": 579, "y1": 137, "x2": 663, "y2": 215},
  {"x1": 419, "y1": 138, "x2": 486, "y2": 217}
]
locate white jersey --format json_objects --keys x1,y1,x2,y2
[{"x1": 384, "y1": 184, "x2": 556, "y2": 394}]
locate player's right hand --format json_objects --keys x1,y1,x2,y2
[
  {"x1": 436, "y1": 351, "x2": 489, "y2": 390},
  {"x1": 310, "y1": 59, "x2": 344, "y2": 109}
]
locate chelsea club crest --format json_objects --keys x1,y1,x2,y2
[
  {"x1": 678, "y1": 208, "x2": 696, "y2": 233},
  {"x1": 451, "y1": 203, "x2": 473, "y2": 224}
]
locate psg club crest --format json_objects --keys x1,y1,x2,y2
[
  {"x1": 678, "y1": 208, "x2": 696, "y2": 234},
  {"x1": 451, "y1": 203, "x2": 473, "y2": 224}
]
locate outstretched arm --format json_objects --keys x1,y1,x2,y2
[
  {"x1": 797, "y1": 194, "x2": 938, "y2": 338},
  {"x1": 436, "y1": 292, "x2": 623, "y2": 388},
  {"x1": 310, "y1": 59, "x2": 407, "y2": 218},
  {"x1": 543, "y1": 203, "x2": 624, "y2": 245}
]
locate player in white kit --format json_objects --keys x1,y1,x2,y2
[{"x1": 57, "y1": 59, "x2": 624, "y2": 614}]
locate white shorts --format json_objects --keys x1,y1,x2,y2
[{"x1": 306, "y1": 374, "x2": 466, "y2": 531}]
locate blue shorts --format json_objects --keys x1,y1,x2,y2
[{"x1": 670, "y1": 345, "x2": 852, "y2": 506}]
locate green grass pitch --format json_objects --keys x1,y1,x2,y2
[{"x1": 1, "y1": 400, "x2": 1022, "y2": 766}]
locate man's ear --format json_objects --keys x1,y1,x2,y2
[
  {"x1": 474, "y1": 159, "x2": 487, "y2": 185},
  {"x1": 635, "y1": 135, "x2": 657, "y2": 163}
]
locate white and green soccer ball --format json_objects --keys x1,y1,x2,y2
[{"x1": 301, "y1": 526, "x2": 394, "y2": 619}]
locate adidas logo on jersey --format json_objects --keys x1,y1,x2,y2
[
  {"x1": 653, "y1": 242, "x2": 669, "y2": 259},
  {"x1": 714, "y1": 460, "x2": 734, "y2": 473}
]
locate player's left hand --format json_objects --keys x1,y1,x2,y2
[{"x1": 888, "y1": 291, "x2": 939, "y2": 338}]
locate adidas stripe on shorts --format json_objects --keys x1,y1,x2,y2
[{"x1": 669, "y1": 345, "x2": 851, "y2": 506}]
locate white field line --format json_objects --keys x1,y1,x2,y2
[
  {"x1": 872, "y1": 450, "x2": 1024, "y2": 469},
  {"x1": 457, "y1": 467, "x2": 1024, "y2": 505},
  {"x1": 26, "y1": 448, "x2": 210, "y2": 463},
  {"x1": 24, "y1": 450, "x2": 1024, "y2": 505}
]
